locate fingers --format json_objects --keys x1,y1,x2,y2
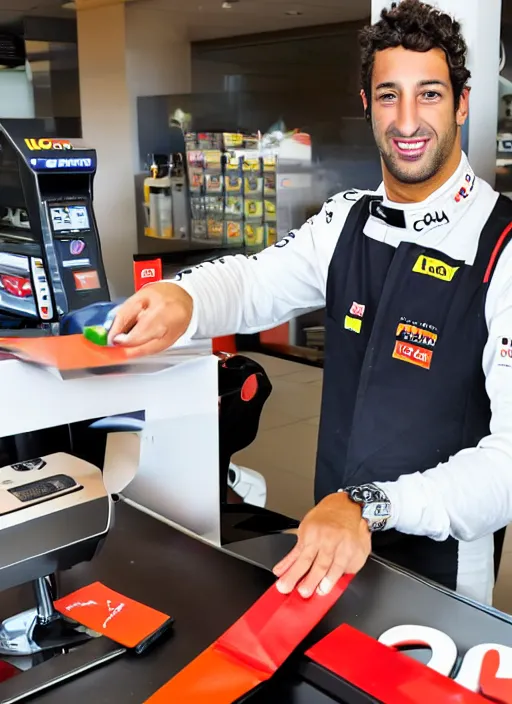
[
  {"x1": 108, "y1": 297, "x2": 145, "y2": 344},
  {"x1": 118, "y1": 337, "x2": 175, "y2": 359},
  {"x1": 274, "y1": 533, "x2": 370, "y2": 599},
  {"x1": 315, "y1": 544, "x2": 353, "y2": 597},
  {"x1": 107, "y1": 284, "x2": 193, "y2": 356},
  {"x1": 273, "y1": 544, "x2": 301, "y2": 577},
  {"x1": 294, "y1": 546, "x2": 337, "y2": 599},
  {"x1": 275, "y1": 543, "x2": 318, "y2": 595},
  {"x1": 112, "y1": 308, "x2": 168, "y2": 349}
]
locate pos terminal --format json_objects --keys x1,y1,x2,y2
[{"x1": 0, "y1": 118, "x2": 109, "y2": 330}]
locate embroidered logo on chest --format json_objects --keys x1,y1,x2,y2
[
  {"x1": 412, "y1": 255, "x2": 459, "y2": 282},
  {"x1": 454, "y1": 172, "x2": 475, "y2": 203},
  {"x1": 392, "y1": 318, "x2": 439, "y2": 370}
]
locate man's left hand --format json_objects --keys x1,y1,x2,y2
[{"x1": 273, "y1": 492, "x2": 371, "y2": 598}]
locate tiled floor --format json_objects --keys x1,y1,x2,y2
[{"x1": 234, "y1": 352, "x2": 512, "y2": 615}]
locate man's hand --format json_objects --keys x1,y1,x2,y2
[
  {"x1": 273, "y1": 492, "x2": 371, "y2": 598},
  {"x1": 107, "y1": 283, "x2": 193, "y2": 357}
]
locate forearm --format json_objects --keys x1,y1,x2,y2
[
  {"x1": 375, "y1": 435, "x2": 512, "y2": 542},
  {"x1": 168, "y1": 214, "x2": 333, "y2": 339},
  {"x1": 172, "y1": 252, "x2": 317, "y2": 339}
]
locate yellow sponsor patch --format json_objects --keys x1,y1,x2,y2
[
  {"x1": 412, "y1": 255, "x2": 459, "y2": 282},
  {"x1": 344, "y1": 315, "x2": 362, "y2": 334}
]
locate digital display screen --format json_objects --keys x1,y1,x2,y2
[
  {"x1": 29, "y1": 157, "x2": 93, "y2": 171},
  {"x1": 50, "y1": 206, "x2": 90, "y2": 233},
  {"x1": 73, "y1": 270, "x2": 100, "y2": 291}
]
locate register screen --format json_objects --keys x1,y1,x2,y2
[{"x1": 50, "y1": 205, "x2": 90, "y2": 233}]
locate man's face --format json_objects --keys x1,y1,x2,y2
[{"x1": 363, "y1": 46, "x2": 468, "y2": 185}]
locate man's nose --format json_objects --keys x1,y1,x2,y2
[{"x1": 395, "y1": 96, "x2": 421, "y2": 137}]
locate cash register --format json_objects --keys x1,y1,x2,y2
[
  {"x1": 0, "y1": 121, "x2": 119, "y2": 698},
  {"x1": 0, "y1": 118, "x2": 110, "y2": 331}
]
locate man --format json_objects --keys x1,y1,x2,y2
[{"x1": 108, "y1": 0, "x2": 512, "y2": 607}]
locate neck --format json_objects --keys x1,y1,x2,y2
[{"x1": 382, "y1": 145, "x2": 463, "y2": 205}]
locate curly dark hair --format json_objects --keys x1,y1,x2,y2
[{"x1": 359, "y1": 1, "x2": 471, "y2": 113}]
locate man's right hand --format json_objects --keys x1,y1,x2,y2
[{"x1": 107, "y1": 283, "x2": 194, "y2": 357}]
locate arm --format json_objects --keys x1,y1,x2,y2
[
  {"x1": 108, "y1": 192, "x2": 362, "y2": 356},
  {"x1": 171, "y1": 198, "x2": 346, "y2": 340},
  {"x1": 376, "y1": 244, "x2": 512, "y2": 543}
]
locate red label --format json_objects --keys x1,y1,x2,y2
[
  {"x1": 133, "y1": 258, "x2": 162, "y2": 292},
  {"x1": 54, "y1": 582, "x2": 170, "y2": 649},
  {"x1": 393, "y1": 340, "x2": 433, "y2": 369},
  {"x1": 350, "y1": 301, "x2": 365, "y2": 318},
  {"x1": 73, "y1": 270, "x2": 100, "y2": 290}
]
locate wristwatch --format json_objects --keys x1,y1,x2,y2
[{"x1": 340, "y1": 483, "x2": 392, "y2": 532}]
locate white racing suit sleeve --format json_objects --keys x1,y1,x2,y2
[
  {"x1": 169, "y1": 197, "x2": 351, "y2": 339},
  {"x1": 376, "y1": 243, "x2": 512, "y2": 542}
]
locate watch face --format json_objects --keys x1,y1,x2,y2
[
  {"x1": 362, "y1": 501, "x2": 391, "y2": 531},
  {"x1": 360, "y1": 487, "x2": 374, "y2": 502},
  {"x1": 363, "y1": 502, "x2": 390, "y2": 519}
]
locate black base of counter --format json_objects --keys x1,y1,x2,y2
[{"x1": 0, "y1": 500, "x2": 511, "y2": 703}]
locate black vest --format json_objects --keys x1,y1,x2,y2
[{"x1": 315, "y1": 194, "x2": 512, "y2": 588}]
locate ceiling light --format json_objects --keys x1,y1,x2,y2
[
  {"x1": 286, "y1": 10, "x2": 303, "y2": 15},
  {"x1": 62, "y1": 1, "x2": 76, "y2": 8},
  {"x1": 222, "y1": 0, "x2": 239, "y2": 7}
]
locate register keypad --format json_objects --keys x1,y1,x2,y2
[{"x1": 8, "y1": 474, "x2": 77, "y2": 503}]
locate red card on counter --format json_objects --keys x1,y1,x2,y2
[
  {"x1": 54, "y1": 581, "x2": 172, "y2": 649},
  {"x1": 145, "y1": 576, "x2": 353, "y2": 703},
  {"x1": 0, "y1": 334, "x2": 133, "y2": 371},
  {"x1": 306, "y1": 624, "x2": 489, "y2": 704}
]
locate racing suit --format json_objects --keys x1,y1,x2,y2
[{"x1": 173, "y1": 151, "x2": 512, "y2": 606}]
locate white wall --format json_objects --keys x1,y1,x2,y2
[
  {"x1": 77, "y1": 1, "x2": 191, "y2": 298},
  {"x1": 125, "y1": 2, "x2": 191, "y2": 172}
]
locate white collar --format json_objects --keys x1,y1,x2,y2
[{"x1": 369, "y1": 152, "x2": 477, "y2": 238}]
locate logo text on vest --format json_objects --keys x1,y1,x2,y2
[
  {"x1": 396, "y1": 322, "x2": 438, "y2": 348},
  {"x1": 412, "y1": 255, "x2": 459, "y2": 282},
  {"x1": 393, "y1": 341, "x2": 433, "y2": 370}
]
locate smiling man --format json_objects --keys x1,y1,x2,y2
[{"x1": 108, "y1": 1, "x2": 512, "y2": 606}]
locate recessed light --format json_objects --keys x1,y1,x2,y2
[
  {"x1": 285, "y1": 10, "x2": 303, "y2": 16},
  {"x1": 222, "y1": 0, "x2": 239, "y2": 7}
]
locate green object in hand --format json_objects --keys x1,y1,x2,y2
[{"x1": 83, "y1": 325, "x2": 109, "y2": 346}]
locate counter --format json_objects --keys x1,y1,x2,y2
[{"x1": 1, "y1": 500, "x2": 511, "y2": 703}]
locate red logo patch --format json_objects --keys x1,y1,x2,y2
[{"x1": 393, "y1": 340, "x2": 433, "y2": 370}]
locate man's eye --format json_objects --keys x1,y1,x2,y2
[
  {"x1": 378, "y1": 93, "x2": 396, "y2": 102},
  {"x1": 423, "y1": 91, "x2": 441, "y2": 100}
]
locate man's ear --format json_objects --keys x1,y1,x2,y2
[
  {"x1": 361, "y1": 89, "x2": 370, "y2": 120},
  {"x1": 456, "y1": 86, "x2": 471, "y2": 127}
]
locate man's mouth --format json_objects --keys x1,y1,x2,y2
[{"x1": 392, "y1": 138, "x2": 430, "y2": 160}]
